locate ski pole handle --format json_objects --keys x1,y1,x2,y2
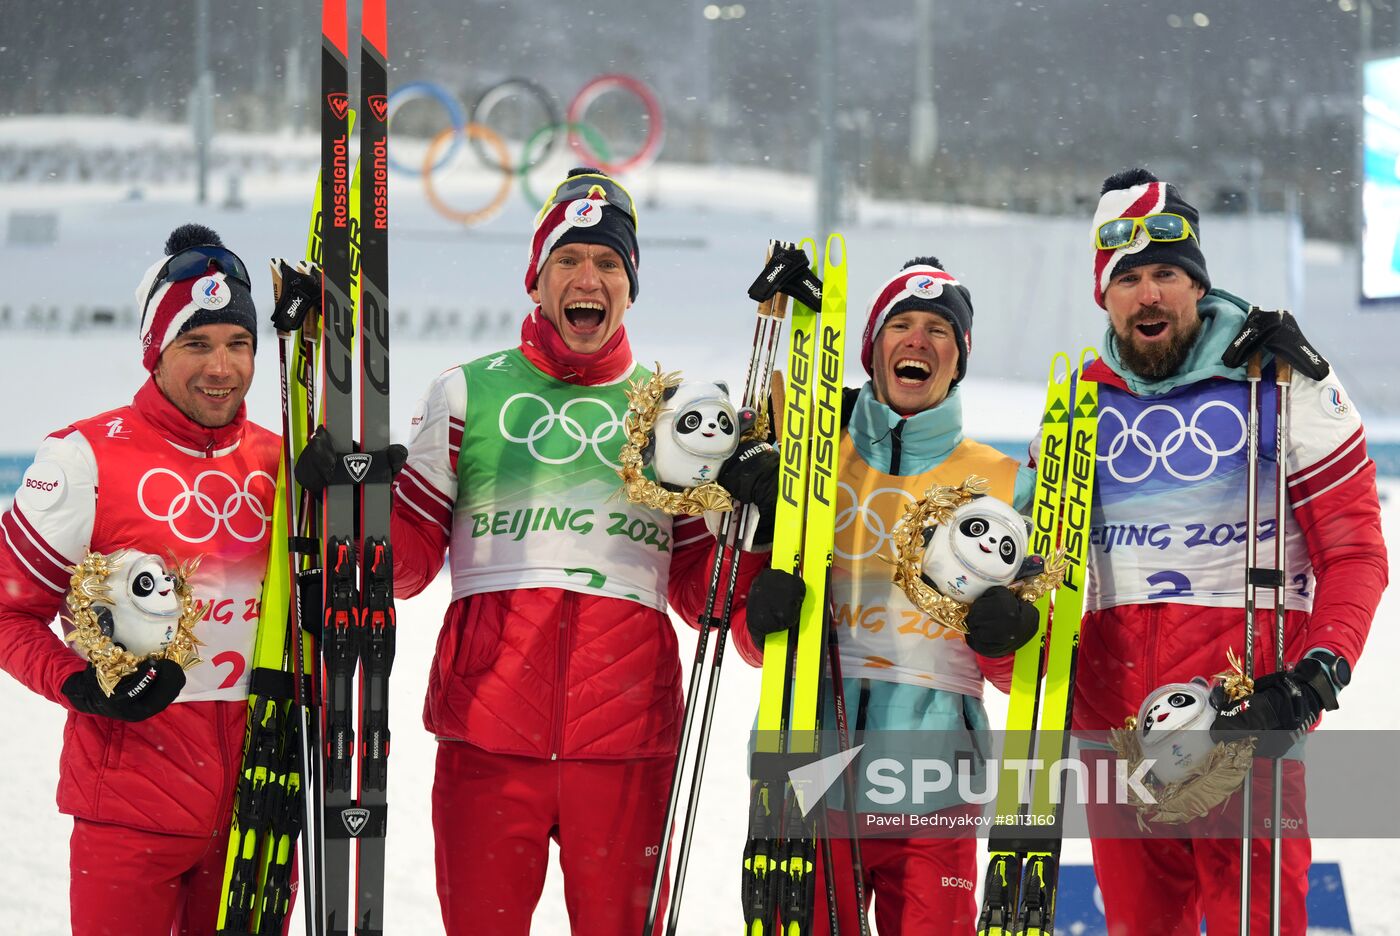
[{"x1": 1247, "y1": 352, "x2": 1263, "y2": 381}]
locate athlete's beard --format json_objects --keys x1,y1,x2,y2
[{"x1": 1113, "y1": 305, "x2": 1203, "y2": 381}]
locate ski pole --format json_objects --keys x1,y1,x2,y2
[
  {"x1": 825, "y1": 618, "x2": 871, "y2": 936},
  {"x1": 645, "y1": 254, "x2": 791, "y2": 934},
  {"x1": 1269, "y1": 358, "x2": 1293, "y2": 936},
  {"x1": 809, "y1": 628, "x2": 841, "y2": 936},
  {"x1": 1239, "y1": 352, "x2": 1263, "y2": 936},
  {"x1": 664, "y1": 507, "x2": 747, "y2": 935},
  {"x1": 666, "y1": 303, "x2": 790, "y2": 933}
]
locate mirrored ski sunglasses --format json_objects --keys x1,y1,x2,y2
[
  {"x1": 1094, "y1": 212, "x2": 1196, "y2": 251},
  {"x1": 537, "y1": 173, "x2": 638, "y2": 228},
  {"x1": 144, "y1": 245, "x2": 253, "y2": 310}
]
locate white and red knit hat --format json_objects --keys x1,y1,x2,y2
[
  {"x1": 1092, "y1": 168, "x2": 1210, "y2": 308},
  {"x1": 135, "y1": 224, "x2": 257, "y2": 373},
  {"x1": 860, "y1": 257, "x2": 975, "y2": 383},
  {"x1": 525, "y1": 167, "x2": 640, "y2": 300}
]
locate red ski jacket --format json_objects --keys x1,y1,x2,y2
[
  {"x1": 0, "y1": 380, "x2": 279, "y2": 836},
  {"x1": 1073, "y1": 357, "x2": 1387, "y2": 731},
  {"x1": 391, "y1": 334, "x2": 765, "y2": 760}
]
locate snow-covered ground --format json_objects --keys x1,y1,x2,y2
[{"x1": 0, "y1": 117, "x2": 1395, "y2": 933}]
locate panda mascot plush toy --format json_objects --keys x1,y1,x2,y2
[
  {"x1": 1107, "y1": 673, "x2": 1255, "y2": 825},
  {"x1": 91, "y1": 551, "x2": 187, "y2": 658},
  {"x1": 1134, "y1": 677, "x2": 1220, "y2": 785},
  {"x1": 919, "y1": 494, "x2": 1042, "y2": 604},
  {"x1": 646, "y1": 380, "x2": 755, "y2": 490},
  {"x1": 64, "y1": 548, "x2": 202, "y2": 695}
]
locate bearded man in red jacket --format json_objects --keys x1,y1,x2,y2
[
  {"x1": 390, "y1": 167, "x2": 769, "y2": 935},
  {"x1": 1077, "y1": 169, "x2": 1386, "y2": 935},
  {"x1": 0, "y1": 224, "x2": 280, "y2": 935}
]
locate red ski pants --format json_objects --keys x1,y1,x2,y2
[
  {"x1": 1086, "y1": 752, "x2": 1311, "y2": 936},
  {"x1": 69, "y1": 817, "x2": 234, "y2": 936},
  {"x1": 807, "y1": 809, "x2": 980, "y2": 936},
  {"x1": 431, "y1": 740, "x2": 673, "y2": 936}
]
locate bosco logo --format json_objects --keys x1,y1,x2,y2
[
  {"x1": 499, "y1": 393, "x2": 624, "y2": 468},
  {"x1": 18, "y1": 462, "x2": 67, "y2": 511},
  {"x1": 137, "y1": 468, "x2": 275, "y2": 544}
]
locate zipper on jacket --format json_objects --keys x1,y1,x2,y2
[
  {"x1": 550, "y1": 591, "x2": 577, "y2": 760},
  {"x1": 889, "y1": 421, "x2": 905, "y2": 475},
  {"x1": 1144, "y1": 607, "x2": 1160, "y2": 692}
]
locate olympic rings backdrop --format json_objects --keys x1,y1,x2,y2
[{"x1": 387, "y1": 75, "x2": 664, "y2": 226}]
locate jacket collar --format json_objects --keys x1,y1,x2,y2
[
  {"x1": 848, "y1": 382, "x2": 963, "y2": 475},
  {"x1": 518, "y1": 308, "x2": 635, "y2": 386}
]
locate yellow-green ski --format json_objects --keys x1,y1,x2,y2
[{"x1": 742, "y1": 234, "x2": 847, "y2": 936}]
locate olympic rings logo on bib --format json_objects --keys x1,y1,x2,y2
[
  {"x1": 137, "y1": 468, "x2": 275, "y2": 544},
  {"x1": 833, "y1": 482, "x2": 918, "y2": 561},
  {"x1": 499, "y1": 393, "x2": 625, "y2": 469},
  {"x1": 1098, "y1": 401, "x2": 1248, "y2": 484},
  {"x1": 386, "y1": 76, "x2": 664, "y2": 227}
]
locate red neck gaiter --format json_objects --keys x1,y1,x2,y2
[
  {"x1": 133, "y1": 377, "x2": 247, "y2": 454},
  {"x1": 519, "y1": 308, "x2": 634, "y2": 385}
]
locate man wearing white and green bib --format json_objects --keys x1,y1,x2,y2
[
  {"x1": 389, "y1": 168, "x2": 768, "y2": 935},
  {"x1": 742, "y1": 256, "x2": 1040, "y2": 935}
]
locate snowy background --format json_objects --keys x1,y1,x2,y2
[{"x1": 0, "y1": 130, "x2": 1396, "y2": 933}]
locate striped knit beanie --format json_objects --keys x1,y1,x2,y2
[
  {"x1": 525, "y1": 167, "x2": 640, "y2": 301},
  {"x1": 860, "y1": 257, "x2": 974, "y2": 383},
  {"x1": 1092, "y1": 168, "x2": 1210, "y2": 309},
  {"x1": 136, "y1": 224, "x2": 257, "y2": 373}
]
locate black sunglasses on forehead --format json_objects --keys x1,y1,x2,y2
[{"x1": 144, "y1": 245, "x2": 253, "y2": 310}]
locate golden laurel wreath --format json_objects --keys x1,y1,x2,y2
[
  {"x1": 1108, "y1": 652, "x2": 1258, "y2": 829},
  {"x1": 883, "y1": 476, "x2": 1067, "y2": 635},
  {"x1": 63, "y1": 549, "x2": 204, "y2": 696},
  {"x1": 616, "y1": 365, "x2": 751, "y2": 516},
  {"x1": 1108, "y1": 719, "x2": 1257, "y2": 830}
]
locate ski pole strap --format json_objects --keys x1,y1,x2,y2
[
  {"x1": 289, "y1": 535, "x2": 320, "y2": 555},
  {"x1": 747, "y1": 244, "x2": 824, "y2": 310},
  {"x1": 269, "y1": 258, "x2": 323, "y2": 332},
  {"x1": 1247, "y1": 567, "x2": 1285, "y2": 588},
  {"x1": 249, "y1": 666, "x2": 314, "y2": 702}
]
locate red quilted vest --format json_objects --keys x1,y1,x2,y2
[{"x1": 56, "y1": 381, "x2": 280, "y2": 835}]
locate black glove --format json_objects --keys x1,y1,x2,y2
[
  {"x1": 1221, "y1": 307, "x2": 1330, "y2": 381},
  {"x1": 716, "y1": 439, "x2": 780, "y2": 547},
  {"x1": 62, "y1": 659, "x2": 186, "y2": 722},
  {"x1": 743, "y1": 568, "x2": 806, "y2": 649},
  {"x1": 1209, "y1": 655, "x2": 1342, "y2": 758},
  {"x1": 269, "y1": 258, "x2": 322, "y2": 333},
  {"x1": 962, "y1": 586, "x2": 1039, "y2": 658},
  {"x1": 294, "y1": 426, "x2": 408, "y2": 496}
]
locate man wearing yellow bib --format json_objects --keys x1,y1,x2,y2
[{"x1": 744, "y1": 257, "x2": 1039, "y2": 935}]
